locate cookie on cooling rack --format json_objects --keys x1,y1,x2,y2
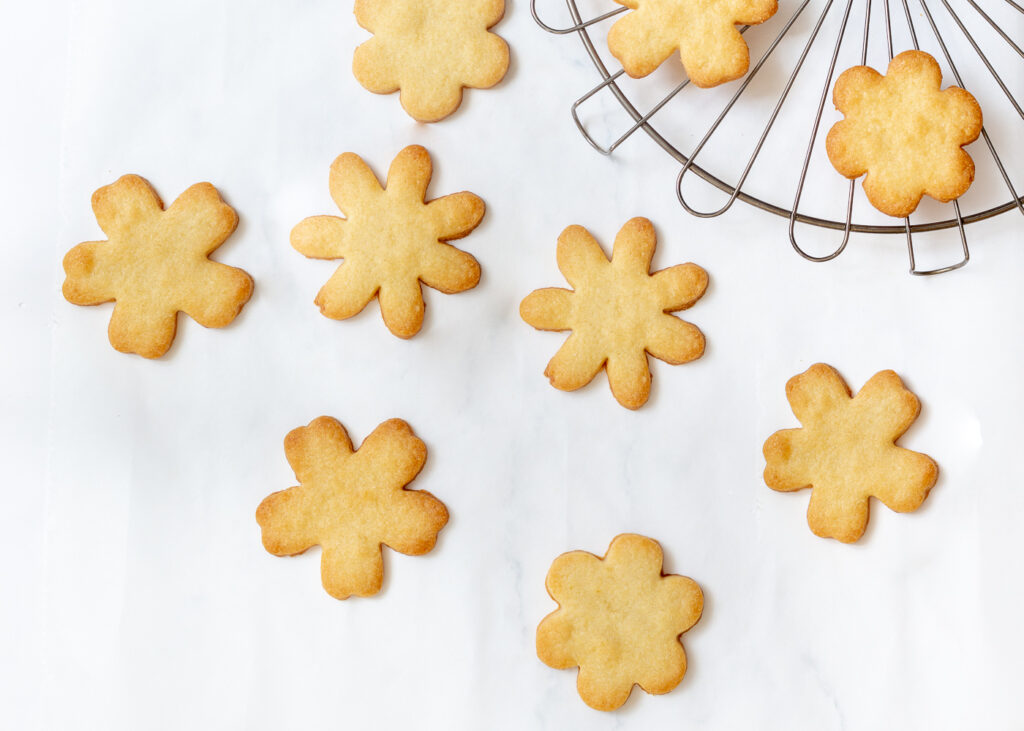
[
  {"x1": 519, "y1": 217, "x2": 707, "y2": 410},
  {"x1": 291, "y1": 145, "x2": 484, "y2": 339},
  {"x1": 607, "y1": 0, "x2": 778, "y2": 86},
  {"x1": 62, "y1": 175, "x2": 253, "y2": 358},
  {"x1": 536, "y1": 533, "x2": 704, "y2": 711},
  {"x1": 352, "y1": 0, "x2": 509, "y2": 122},
  {"x1": 256, "y1": 417, "x2": 448, "y2": 599},
  {"x1": 763, "y1": 363, "x2": 939, "y2": 543},
  {"x1": 826, "y1": 49, "x2": 983, "y2": 218}
]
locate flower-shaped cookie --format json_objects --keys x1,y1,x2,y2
[
  {"x1": 520, "y1": 217, "x2": 707, "y2": 409},
  {"x1": 607, "y1": 0, "x2": 778, "y2": 85},
  {"x1": 291, "y1": 145, "x2": 484, "y2": 338},
  {"x1": 352, "y1": 0, "x2": 510, "y2": 122},
  {"x1": 536, "y1": 534, "x2": 704, "y2": 711},
  {"x1": 256, "y1": 417, "x2": 448, "y2": 599},
  {"x1": 826, "y1": 50, "x2": 983, "y2": 218},
  {"x1": 62, "y1": 175, "x2": 253, "y2": 358},
  {"x1": 763, "y1": 364, "x2": 939, "y2": 543}
]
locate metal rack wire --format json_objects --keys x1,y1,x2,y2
[{"x1": 532, "y1": 0, "x2": 1024, "y2": 274}]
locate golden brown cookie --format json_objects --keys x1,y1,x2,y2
[
  {"x1": 520, "y1": 217, "x2": 707, "y2": 410},
  {"x1": 291, "y1": 145, "x2": 484, "y2": 339},
  {"x1": 607, "y1": 0, "x2": 777, "y2": 85},
  {"x1": 352, "y1": 0, "x2": 510, "y2": 122},
  {"x1": 826, "y1": 50, "x2": 983, "y2": 218},
  {"x1": 256, "y1": 417, "x2": 448, "y2": 600},
  {"x1": 62, "y1": 175, "x2": 253, "y2": 358},
  {"x1": 763, "y1": 363, "x2": 939, "y2": 543},
  {"x1": 536, "y1": 534, "x2": 704, "y2": 711}
]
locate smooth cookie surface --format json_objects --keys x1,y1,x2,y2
[
  {"x1": 608, "y1": 0, "x2": 777, "y2": 85},
  {"x1": 256, "y1": 417, "x2": 448, "y2": 599},
  {"x1": 536, "y1": 534, "x2": 704, "y2": 711},
  {"x1": 353, "y1": 0, "x2": 509, "y2": 122},
  {"x1": 62, "y1": 175, "x2": 253, "y2": 358},
  {"x1": 763, "y1": 363, "x2": 939, "y2": 543},
  {"x1": 291, "y1": 145, "x2": 484, "y2": 339},
  {"x1": 520, "y1": 217, "x2": 707, "y2": 409}
]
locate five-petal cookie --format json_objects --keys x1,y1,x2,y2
[
  {"x1": 256, "y1": 417, "x2": 448, "y2": 599},
  {"x1": 520, "y1": 217, "x2": 707, "y2": 409},
  {"x1": 352, "y1": 0, "x2": 510, "y2": 122},
  {"x1": 763, "y1": 363, "x2": 939, "y2": 543},
  {"x1": 62, "y1": 175, "x2": 253, "y2": 358},
  {"x1": 826, "y1": 50, "x2": 983, "y2": 218},
  {"x1": 608, "y1": 0, "x2": 778, "y2": 85},
  {"x1": 536, "y1": 534, "x2": 704, "y2": 711},
  {"x1": 291, "y1": 145, "x2": 484, "y2": 338}
]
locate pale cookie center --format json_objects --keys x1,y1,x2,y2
[{"x1": 571, "y1": 266, "x2": 660, "y2": 352}]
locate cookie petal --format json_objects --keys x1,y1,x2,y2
[
  {"x1": 607, "y1": 10, "x2": 678, "y2": 79},
  {"x1": 762, "y1": 428, "x2": 812, "y2": 493},
  {"x1": 874, "y1": 447, "x2": 938, "y2": 513},
  {"x1": 284, "y1": 417, "x2": 354, "y2": 484},
  {"x1": 651, "y1": 262, "x2": 709, "y2": 311},
  {"x1": 314, "y1": 263, "x2": 380, "y2": 321},
  {"x1": 556, "y1": 225, "x2": 609, "y2": 288},
  {"x1": 107, "y1": 300, "x2": 178, "y2": 359},
  {"x1": 645, "y1": 314, "x2": 704, "y2": 365},
  {"x1": 544, "y1": 332, "x2": 605, "y2": 392},
  {"x1": 611, "y1": 217, "x2": 657, "y2": 274},
  {"x1": 180, "y1": 262, "x2": 253, "y2": 329},
  {"x1": 291, "y1": 216, "x2": 347, "y2": 260},
  {"x1": 536, "y1": 609, "x2": 577, "y2": 669},
  {"x1": 427, "y1": 192, "x2": 485, "y2": 241},
  {"x1": 321, "y1": 538, "x2": 385, "y2": 599},
  {"x1": 378, "y1": 489, "x2": 448, "y2": 555},
  {"x1": 166, "y1": 182, "x2": 239, "y2": 256},
  {"x1": 606, "y1": 349, "x2": 652, "y2": 410},
  {"x1": 807, "y1": 487, "x2": 870, "y2": 543},
  {"x1": 255, "y1": 487, "x2": 319, "y2": 556},
  {"x1": 62, "y1": 242, "x2": 116, "y2": 305},
  {"x1": 378, "y1": 278, "x2": 425, "y2": 338},
  {"x1": 91, "y1": 174, "x2": 163, "y2": 239},
  {"x1": 577, "y1": 664, "x2": 634, "y2": 711},
  {"x1": 786, "y1": 363, "x2": 851, "y2": 427},
  {"x1": 520, "y1": 288, "x2": 573, "y2": 331},
  {"x1": 418, "y1": 243, "x2": 480, "y2": 294},
  {"x1": 387, "y1": 145, "x2": 433, "y2": 202},
  {"x1": 852, "y1": 369, "x2": 920, "y2": 440},
  {"x1": 329, "y1": 152, "x2": 384, "y2": 215},
  {"x1": 356, "y1": 418, "x2": 427, "y2": 488}
]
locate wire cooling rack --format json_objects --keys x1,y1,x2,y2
[{"x1": 532, "y1": 0, "x2": 1024, "y2": 274}]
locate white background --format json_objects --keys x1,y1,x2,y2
[{"x1": 3, "y1": 1, "x2": 1023, "y2": 729}]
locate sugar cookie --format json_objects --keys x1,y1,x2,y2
[
  {"x1": 62, "y1": 175, "x2": 252, "y2": 358},
  {"x1": 256, "y1": 417, "x2": 448, "y2": 599},
  {"x1": 536, "y1": 534, "x2": 704, "y2": 711},
  {"x1": 291, "y1": 145, "x2": 484, "y2": 338},
  {"x1": 826, "y1": 50, "x2": 983, "y2": 218},
  {"x1": 607, "y1": 0, "x2": 778, "y2": 86},
  {"x1": 763, "y1": 363, "x2": 939, "y2": 543},
  {"x1": 352, "y1": 0, "x2": 509, "y2": 122},
  {"x1": 520, "y1": 217, "x2": 707, "y2": 409}
]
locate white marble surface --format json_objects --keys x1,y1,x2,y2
[{"x1": 3, "y1": 1, "x2": 1024, "y2": 729}]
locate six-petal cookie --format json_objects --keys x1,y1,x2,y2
[
  {"x1": 291, "y1": 145, "x2": 484, "y2": 338},
  {"x1": 256, "y1": 417, "x2": 448, "y2": 599},
  {"x1": 608, "y1": 0, "x2": 778, "y2": 85},
  {"x1": 352, "y1": 0, "x2": 510, "y2": 122},
  {"x1": 763, "y1": 363, "x2": 939, "y2": 543},
  {"x1": 536, "y1": 534, "x2": 704, "y2": 711},
  {"x1": 520, "y1": 217, "x2": 708, "y2": 409},
  {"x1": 826, "y1": 50, "x2": 983, "y2": 218},
  {"x1": 62, "y1": 175, "x2": 253, "y2": 358}
]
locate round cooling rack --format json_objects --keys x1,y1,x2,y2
[{"x1": 532, "y1": 0, "x2": 1024, "y2": 274}]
